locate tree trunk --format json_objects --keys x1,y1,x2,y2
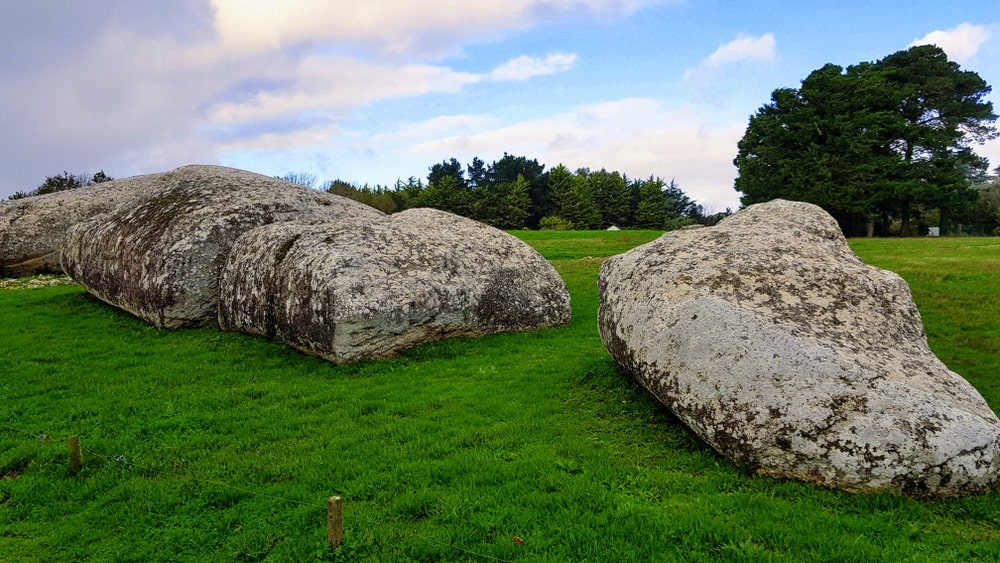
[
  {"x1": 900, "y1": 208, "x2": 912, "y2": 237},
  {"x1": 878, "y1": 212, "x2": 891, "y2": 237}
]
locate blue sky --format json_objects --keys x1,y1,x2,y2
[{"x1": 2, "y1": 1, "x2": 998, "y2": 211}]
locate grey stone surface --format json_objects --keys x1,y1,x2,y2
[
  {"x1": 219, "y1": 207, "x2": 571, "y2": 363},
  {"x1": 61, "y1": 165, "x2": 383, "y2": 329},
  {"x1": 598, "y1": 199, "x2": 1000, "y2": 497},
  {"x1": 0, "y1": 175, "x2": 155, "y2": 276}
]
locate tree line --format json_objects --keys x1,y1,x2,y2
[
  {"x1": 313, "y1": 154, "x2": 725, "y2": 230},
  {"x1": 735, "y1": 45, "x2": 1000, "y2": 236}
]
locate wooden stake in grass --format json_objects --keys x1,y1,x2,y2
[
  {"x1": 67, "y1": 435, "x2": 83, "y2": 472},
  {"x1": 327, "y1": 496, "x2": 343, "y2": 550}
]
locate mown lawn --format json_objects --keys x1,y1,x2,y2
[{"x1": 1, "y1": 232, "x2": 998, "y2": 562}]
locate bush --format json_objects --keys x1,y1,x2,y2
[
  {"x1": 539, "y1": 215, "x2": 574, "y2": 230},
  {"x1": 664, "y1": 216, "x2": 696, "y2": 231}
]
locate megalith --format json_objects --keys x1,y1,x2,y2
[
  {"x1": 219, "y1": 207, "x2": 571, "y2": 363},
  {"x1": 598, "y1": 199, "x2": 1000, "y2": 497}
]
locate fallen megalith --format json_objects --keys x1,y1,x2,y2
[
  {"x1": 598, "y1": 199, "x2": 1000, "y2": 497},
  {"x1": 61, "y1": 165, "x2": 383, "y2": 329},
  {"x1": 0, "y1": 174, "x2": 156, "y2": 277},
  {"x1": 219, "y1": 207, "x2": 571, "y2": 363}
]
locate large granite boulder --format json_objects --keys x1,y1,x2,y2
[
  {"x1": 61, "y1": 165, "x2": 383, "y2": 329},
  {"x1": 598, "y1": 199, "x2": 1000, "y2": 497},
  {"x1": 219, "y1": 208, "x2": 571, "y2": 363},
  {"x1": 0, "y1": 175, "x2": 155, "y2": 277}
]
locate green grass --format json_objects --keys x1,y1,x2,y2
[{"x1": 1, "y1": 233, "x2": 999, "y2": 562}]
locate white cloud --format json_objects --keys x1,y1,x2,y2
[
  {"x1": 209, "y1": 50, "x2": 577, "y2": 128},
  {"x1": 215, "y1": 125, "x2": 344, "y2": 152},
  {"x1": 684, "y1": 33, "x2": 776, "y2": 81},
  {"x1": 705, "y1": 33, "x2": 776, "y2": 67},
  {"x1": 209, "y1": 55, "x2": 482, "y2": 125},
  {"x1": 490, "y1": 52, "x2": 578, "y2": 81},
  {"x1": 209, "y1": 0, "x2": 655, "y2": 58},
  {"x1": 909, "y1": 23, "x2": 992, "y2": 64},
  {"x1": 369, "y1": 114, "x2": 500, "y2": 146},
  {"x1": 0, "y1": 21, "x2": 235, "y2": 192}
]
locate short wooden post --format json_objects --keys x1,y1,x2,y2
[
  {"x1": 327, "y1": 496, "x2": 343, "y2": 550},
  {"x1": 67, "y1": 435, "x2": 83, "y2": 472}
]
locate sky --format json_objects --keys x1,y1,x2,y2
[{"x1": 2, "y1": 1, "x2": 999, "y2": 212}]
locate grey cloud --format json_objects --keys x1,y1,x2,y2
[{"x1": 0, "y1": 3, "x2": 226, "y2": 197}]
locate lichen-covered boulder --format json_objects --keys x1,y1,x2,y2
[
  {"x1": 0, "y1": 175, "x2": 155, "y2": 277},
  {"x1": 61, "y1": 165, "x2": 383, "y2": 329},
  {"x1": 219, "y1": 208, "x2": 571, "y2": 363},
  {"x1": 598, "y1": 199, "x2": 1000, "y2": 498}
]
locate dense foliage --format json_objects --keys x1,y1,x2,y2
[
  {"x1": 735, "y1": 45, "x2": 998, "y2": 236},
  {"x1": 320, "y1": 154, "x2": 723, "y2": 230}
]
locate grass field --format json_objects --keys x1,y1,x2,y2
[{"x1": 1, "y1": 233, "x2": 998, "y2": 562}]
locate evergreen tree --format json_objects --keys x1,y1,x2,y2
[
  {"x1": 90, "y1": 170, "x2": 113, "y2": 184},
  {"x1": 420, "y1": 175, "x2": 472, "y2": 216},
  {"x1": 488, "y1": 153, "x2": 547, "y2": 228},
  {"x1": 562, "y1": 172, "x2": 601, "y2": 229},
  {"x1": 427, "y1": 158, "x2": 465, "y2": 187},
  {"x1": 466, "y1": 157, "x2": 487, "y2": 188},
  {"x1": 634, "y1": 177, "x2": 668, "y2": 229},
  {"x1": 393, "y1": 176, "x2": 425, "y2": 210},
  {"x1": 663, "y1": 178, "x2": 696, "y2": 217},
  {"x1": 475, "y1": 174, "x2": 531, "y2": 229},
  {"x1": 736, "y1": 45, "x2": 997, "y2": 236},
  {"x1": 587, "y1": 168, "x2": 629, "y2": 228},
  {"x1": 547, "y1": 164, "x2": 576, "y2": 219},
  {"x1": 36, "y1": 171, "x2": 85, "y2": 195},
  {"x1": 325, "y1": 179, "x2": 358, "y2": 197}
]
